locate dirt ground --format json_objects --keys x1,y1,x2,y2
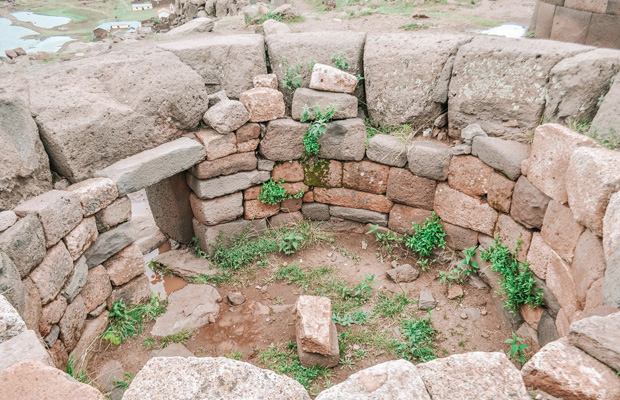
[{"x1": 87, "y1": 228, "x2": 517, "y2": 397}]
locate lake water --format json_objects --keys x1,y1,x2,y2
[
  {"x1": 11, "y1": 11, "x2": 71, "y2": 28},
  {"x1": 0, "y1": 16, "x2": 75, "y2": 54},
  {"x1": 479, "y1": 23, "x2": 527, "y2": 39}
]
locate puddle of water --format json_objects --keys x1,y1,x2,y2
[
  {"x1": 479, "y1": 23, "x2": 527, "y2": 39},
  {"x1": 143, "y1": 243, "x2": 187, "y2": 298},
  {"x1": 0, "y1": 16, "x2": 75, "y2": 53},
  {"x1": 11, "y1": 11, "x2": 71, "y2": 28}
]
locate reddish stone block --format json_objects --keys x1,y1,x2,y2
[
  {"x1": 342, "y1": 161, "x2": 390, "y2": 195},
  {"x1": 571, "y1": 230, "x2": 607, "y2": 306},
  {"x1": 314, "y1": 187, "x2": 393, "y2": 213},
  {"x1": 81, "y1": 265, "x2": 112, "y2": 313},
  {"x1": 195, "y1": 130, "x2": 237, "y2": 161},
  {"x1": 443, "y1": 222, "x2": 478, "y2": 251},
  {"x1": 386, "y1": 168, "x2": 436, "y2": 210},
  {"x1": 487, "y1": 172, "x2": 515, "y2": 213},
  {"x1": 550, "y1": 6, "x2": 592, "y2": 45},
  {"x1": 237, "y1": 139, "x2": 259, "y2": 153},
  {"x1": 236, "y1": 123, "x2": 261, "y2": 143},
  {"x1": 244, "y1": 186, "x2": 261, "y2": 200},
  {"x1": 239, "y1": 87, "x2": 285, "y2": 122},
  {"x1": 388, "y1": 204, "x2": 433, "y2": 235},
  {"x1": 541, "y1": 201, "x2": 584, "y2": 263},
  {"x1": 535, "y1": 2, "x2": 557, "y2": 39},
  {"x1": 282, "y1": 182, "x2": 309, "y2": 196},
  {"x1": 273, "y1": 161, "x2": 305, "y2": 182},
  {"x1": 281, "y1": 198, "x2": 302, "y2": 213},
  {"x1": 190, "y1": 152, "x2": 257, "y2": 180},
  {"x1": 303, "y1": 191, "x2": 314, "y2": 202},
  {"x1": 586, "y1": 14, "x2": 620, "y2": 68},
  {"x1": 520, "y1": 305, "x2": 544, "y2": 330},
  {"x1": 510, "y1": 176, "x2": 551, "y2": 230},
  {"x1": 447, "y1": 156, "x2": 493, "y2": 198},
  {"x1": 244, "y1": 200, "x2": 279, "y2": 219},
  {"x1": 494, "y1": 214, "x2": 532, "y2": 262},
  {"x1": 433, "y1": 183, "x2": 498, "y2": 236}
]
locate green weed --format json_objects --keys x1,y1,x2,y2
[
  {"x1": 404, "y1": 212, "x2": 446, "y2": 270},
  {"x1": 225, "y1": 351, "x2": 244, "y2": 360},
  {"x1": 438, "y1": 246, "x2": 479, "y2": 286},
  {"x1": 113, "y1": 372, "x2": 134, "y2": 389},
  {"x1": 301, "y1": 104, "x2": 337, "y2": 158},
  {"x1": 393, "y1": 314, "x2": 437, "y2": 362},
  {"x1": 282, "y1": 58, "x2": 303, "y2": 90},
  {"x1": 143, "y1": 337, "x2": 155, "y2": 349},
  {"x1": 506, "y1": 332, "x2": 528, "y2": 365},
  {"x1": 191, "y1": 237, "x2": 208, "y2": 259},
  {"x1": 102, "y1": 294, "x2": 167, "y2": 345},
  {"x1": 259, "y1": 178, "x2": 304, "y2": 205},
  {"x1": 399, "y1": 22, "x2": 429, "y2": 30},
  {"x1": 258, "y1": 343, "x2": 332, "y2": 390},
  {"x1": 160, "y1": 330, "x2": 196, "y2": 348},
  {"x1": 331, "y1": 53, "x2": 349, "y2": 70},
  {"x1": 373, "y1": 292, "x2": 412, "y2": 318},
  {"x1": 66, "y1": 356, "x2": 90, "y2": 384},
  {"x1": 367, "y1": 224, "x2": 403, "y2": 260},
  {"x1": 148, "y1": 260, "x2": 173, "y2": 276},
  {"x1": 332, "y1": 310, "x2": 371, "y2": 326}
]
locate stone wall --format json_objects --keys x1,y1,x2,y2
[{"x1": 530, "y1": 0, "x2": 620, "y2": 49}]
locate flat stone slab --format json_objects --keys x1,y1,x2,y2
[
  {"x1": 329, "y1": 206, "x2": 388, "y2": 226},
  {"x1": 366, "y1": 134, "x2": 407, "y2": 167},
  {"x1": 291, "y1": 88, "x2": 358, "y2": 121},
  {"x1": 153, "y1": 249, "x2": 217, "y2": 280},
  {"x1": 186, "y1": 170, "x2": 270, "y2": 200},
  {"x1": 472, "y1": 136, "x2": 530, "y2": 181},
  {"x1": 96, "y1": 138, "x2": 206, "y2": 195},
  {"x1": 568, "y1": 312, "x2": 620, "y2": 371},
  {"x1": 0, "y1": 330, "x2": 54, "y2": 373},
  {"x1": 151, "y1": 284, "x2": 222, "y2": 337},
  {"x1": 83, "y1": 221, "x2": 136, "y2": 268}
]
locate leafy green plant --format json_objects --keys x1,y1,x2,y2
[
  {"x1": 259, "y1": 343, "x2": 332, "y2": 390},
  {"x1": 373, "y1": 292, "x2": 412, "y2": 318},
  {"x1": 114, "y1": 372, "x2": 134, "y2": 389},
  {"x1": 102, "y1": 295, "x2": 167, "y2": 345},
  {"x1": 367, "y1": 224, "x2": 403, "y2": 259},
  {"x1": 393, "y1": 314, "x2": 437, "y2": 362},
  {"x1": 404, "y1": 212, "x2": 446, "y2": 270},
  {"x1": 148, "y1": 260, "x2": 173, "y2": 276},
  {"x1": 225, "y1": 351, "x2": 244, "y2": 360},
  {"x1": 481, "y1": 237, "x2": 544, "y2": 312},
  {"x1": 258, "y1": 178, "x2": 303, "y2": 205},
  {"x1": 331, "y1": 53, "x2": 349, "y2": 70},
  {"x1": 279, "y1": 231, "x2": 305, "y2": 254},
  {"x1": 282, "y1": 58, "x2": 303, "y2": 90},
  {"x1": 399, "y1": 22, "x2": 429, "y2": 30},
  {"x1": 332, "y1": 310, "x2": 370, "y2": 326},
  {"x1": 66, "y1": 356, "x2": 90, "y2": 384},
  {"x1": 143, "y1": 337, "x2": 155, "y2": 349},
  {"x1": 342, "y1": 274, "x2": 377, "y2": 305},
  {"x1": 257, "y1": 11, "x2": 283, "y2": 24},
  {"x1": 161, "y1": 330, "x2": 196, "y2": 348},
  {"x1": 438, "y1": 246, "x2": 479, "y2": 286},
  {"x1": 191, "y1": 236, "x2": 208, "y2": 259},
  {"x1": 506, "y1": 333, "x2": 528, "y2": 365},
  {"x1": 301, "y1": 104, "x2": 337, "y2": 158}
]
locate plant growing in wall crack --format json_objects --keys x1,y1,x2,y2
[
  {"x1": 282, "y1": 58, "x2": 303, "y2": 90},
  {"x1": 258, "y1": 178, "x2": 304, "y2": 205},
  {"x1": 506, "y1": 333, "x2": 528, "y2": 365},
  {"x1": 301, "y1": 104, "x2": 337, "y2": 158}
]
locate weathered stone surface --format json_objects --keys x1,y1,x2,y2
[
  {"x1": 447, "y1": 155, "x2": 494, "y2": 198},
  {"x1": 191, "y1": 152, "x2": 257, "y2": 179},
  {"x1": 188, "y1": 169, "x2": 270, "y2": 200},
  {"x1": 366, "y1": 134, "x2": 407, "y2": 167},
  {"x1": 273, "y1": 161, "x2": 304, "y2": 183},
  {"x1": 158, "y1": 34, "x2": 266, "y2": 99},
  {"x1": 102, "y1": 244, "x2": 145, "y2": 287},
  {"x1": 388, "y1": 205, "x2": 432, "y2": 235},
  {"x1": 386, "y1": 168, "x2": 436, "y2": 210},
  {"x1": 0, "y1": 212, "x2": 17, "y2": 233},
  {"x1": 83, "y1": 222, "x2": 136, "y2": 268},
  {"x1": 329, "y1": 206, "x2": 388, "y2": 226},
  {"x1": 244, "y1": 200, "x2": 280, "y2": 220},
  {"x1": 566, "y1": 146, "x2": 620, "y2": 236},
  {"x1": 418, "y1": 352, "x2": 530, "y2": 400},
  {"x1": 314, "y1": 188, "x2": 393, "y2": 213},
  {"x1": 259, "y1": 119, "x2": 308, "y2": 161},
  {"x1": 60, "y1": 256, "x2": 88, "y2": 303},
  {"x1": 526, "y1": 233, "x2": 560, "y2": 281},
  {"x1": 106, "y1": 275, "x2": 151, "y2": 308},
  {"x1": 0, "y1": 215, "x2": 46, "y2": 279},
  {"x1": 253, "y1": 74, "x2": 278, "y2": 89},
  {"x1": 0, "y1": 329, "x2": 54, "y2": 373},
  {"x1": 303, "y1": 160, "x2": 343, "y2": 188},
  {"x1": 195, "y1": 130, "x2": 237, "y2": 161},
  {"x1": 239, "y1": 87, "x2": 285, "y2": 122},
  {"x1": 153, "y1": 249, "x2": 216, "y2": 280},
  {"x1": 70, "y1": 310, "x2": 109, "y2": 361},
  {"x1": 538, "y1": 310, "x2": 559, "y2": 347},
  {"x1": 291, "y1": 88, "x2": 358, "y2": 121},
  {"x1": 227, "y1": 292, "x2": 246, "y2": 306},
  {"x1": 386, "y1": 264, "x2": 419, "y2": 283},
  {"x1": 95, "y1": 196, "x2": 131, "y2": 232},
  {"x1": 494, "y1": 214, "x2": 532, "y2": 262},
  {"x1": 407, "y1": 141, "x2": 452, "y2": 181},
  {"x1": 524, "y1": 124, "x2": 597, "y2": 203},
  {"x1": 448, "y1": 36, "x2": 588, "y2": 139},
  {"x1": 237, "y1": 138, "x2": 259, "y2": 153},
  {"x1": 58, "y1": 295, "x2": 86, "y2": 352},
  {"x1": 150, "y1": 342, "x2": 195, "y2": 358},
  {"x1": 568, "y1": 312, "x2": 620, "y2": 371},
  {"x1": 592, "y1": 69, "x2": 620, "y2": 145},
  {"x1": 522, "y1": 338, "x2": 620, "y2": 400},
  {"x1": 317, "y1": 360, "x2": 430, "y2": 400},
  {"x1": 190, "y1": 192, "x2": 243, "y2": 226},
  {"x1": 39, "y1": 295, "x2": 67, "y2": 337},
  {"x1": 487, "y1": 172, "x2": 515, "y2": 213},
  {"x1": 193, "y1": 218, "x2": 267, "y2": 255},
  {"x1": 96, "y1": 137, "x2": 206, "y2": 196},
  {"x1": 166, "y1": 16, "x2": 214, "y2": 35},
  {"x1": 510, "y1": 176, "x2": 551, "y2": 230},
  {"x1": 207, "y1": 90, "x2": 228, "y2": 108},
  {"x1": 0, "y1": 294, "x2": 26, "y2": 344},
  {"x1": 81, "y1": 265, "x2": 112, "y2": 313},
  {"x1": 472, "y1": 136, "x2": 530, "y2": 181},
  {"x1": 63, "y1": 217, "x2": 98, "y2": 261},
  {"x1": 565, "y1": 0, "x2": 608, "y2": 13},
  {"x1": 297, "y1": 319, "x2": 339, "y2": 368},
  {"x1": 14, "y1": 190, "x2": 82, "y2": 247},
  {"x1": 66, "y1": 178, "x2": 118, "y2": 217},
  {"x1": 603, "y1": 240, "x2": 620, "y2": 308},
  {"x1": 550, "y1": 6, "x2": 591, "y2": 44},
  {"x1": 419, "y1": 291, "x2": 436, "y2": 310},
  {"x1": 0, "y1": 359, "x2": 104, "y2": 400},
  {"x1": 364, "y1": 33, "x2": 470, "y2": 126},
  {"x1": 603, "y1": 191, "x2": 620, "y2": 261},
  {"x1": 29, "y1": 242, "x2": 73, "y2": 306},
  {"x1": 145, "y1": 172, "x2": 194, "y2": 244},
  {"x1": 29, "y1": 47, "x2": 209, "y2": 182},
  {"x1": 461, "y1": 124, "x2": 488, "y2": 145},
  {"x1": 342, "y1": 161, "x2": 389, "y2": 194},
  {"x1": 204, "y1": 100, "x2": 250, "y2": 133},
  {"x1": 309, "y1": 63, "x2": 357, "y2": 94},
  {"x1": 262, "y1": 18, "x2": 292, "y2": 35},
  {"x1": 443, "y1": 222, "x2": 478, "y2": 251},
  {"x1": 434, "y1": 183, "x2": 498, "y2": 236},
  {"x1": 237, "y1": 123, "x2": 261, "y2": 143},
  {"x1": 44, "y1": 324, "x2": 60, "y2": 349},
  {"x1": 301, "y1": 203, "x2": 330, "y2": 221},
  {"x1": 295, "y1": 295, "x2": 332, "y2": 356},
  {"x1": 541, "y1": 201, "x2": 584, "y2": 263},
  {"x1": 151, "y1": 284, "x2": 221, "y2": 336},
  {"x1": 317, "y1": 119, "x2": 366, "y2": 161},
  {"x1": 123, "y1": 357, "x2": 310, "y2": 400},
  {"x1": 20, "y1": 278, "x2": 41, "y2": 332}
]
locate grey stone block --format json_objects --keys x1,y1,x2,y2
[
  {"x1": 96, "y1": 138, "x2": 206, "y2": 196},
  {"x1": 83, "y1": 222, "x2": 136, "y2": 268},
  {"x1": 186, "y1": 170, "x2": 270, "y2": 200},
  {"x1": 258, "y1": 159, "x2": 275, "y2": 171},
  {"x1": 329, "y1": 206, "x2": 388, "y2": 226},
  {"x1": 602, "y1": 242, "x2": 620, "y2": 308},
  {"x1": 301, "y1": 203, "x2": 330, "y2": 221},
  {"x1": 0, "y1": 330, "x2": 54, "y2": 373},
  {"x1": 291, "y1": 88, "x2": 358, "y2": 121},
  {"x1": 146, "y1": 173, "x2": 194, "y2": 244},
  {"x1": 95, "y1": 196, "x2": 132, "y2": 232},
  {"x1": 0, "y1": 215, "x2": 46, "y2": 279},
  {"x1": 0, "y1": 293, "x2": 26, "y2": 344},
  {"x1": 537, "y1": 310, "x2": 559, "y2": 347},
  {"x1": 472, "y1": 136, "x2": 530, "y2": 180},
  {"x1": 193, "y1": 218, "x2": 268, "y2": 255},
  {"x1": 407, "y1": 141, "x2": 452, "y2": 181},
  {"x1": 0, "y1": 212, "x2": 17, "y2": 233},
  {"x1": 0, "y1": 253, "x2": 25, "y2": 316},
  {"x1": 366, "y1": 134, "x2": 407, "y2": 167},
  {"x1": 259, "y1": 119, "x2": 308, "y2": 162},
  {"x1": 62, "y1": 256, "x2": 88, "y2": 303},
  {"x1": 317, "y1": 118, "x2": 366, "y2": 161},
  {"x1": 419, "y1": 291, "x2": 436, "y2": 310}
]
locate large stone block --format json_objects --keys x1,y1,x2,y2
[
  {"x1": 0, "y1": 293, "x2": 26, "y2": 344},
  {"x1": 193, "y1": 218, "x2": 267, "y2": 255},
  {"x1": 259, "y1": 119, "x2": 308, "y2": 161},
  {"x1": 81, "y1": 265, "x2": 112, "y2": 313},
  {"x1": 447, "y1": 155, "x2": 494, "y2": 198},
  {"x1": 273, "y1": 161, "x2": 304, "y2": 183},
  {"x1": 443, "y1": 222, "x2": 478, "y2": 251},
  {"x1": 534, "y1": 2, "x2": 556, "y2": 39},
  {"x1": 568, "y1": 312, "x2": 620, "y2": 372},
  {"x1": 433, "y1": 183, "x2": 498, "y2": 236},
  {"x1": 487, "y1": 172, "x2": 515, "y2": 213},
  {"x1": 145, "y1": 173, "x2": 194, "y2": 244},
  {"x1": 295, "y1": 296, "x2": 333, "y2": 356},
  {"x1": 70, "y1": 310, "x2": 109, "y2": 362},
  {"x1": 342, "y1": 161, "x2": 389, "y2": 194},
  {"x1": 29, "y1": 242, "x2": 73, "y2": 306},
  {"x1": 329, "y1": 206, "x2": 388, "y2": 226},
  {"x1": 66, "y1": 178, "x2": 119, "y2": 217},
  {"x1": 106, "y1": 275, "x2": 151, "y2": 309},
  {"x1": 62, "y1": 257, "x2": 88, "y2": 303},
  {"x1": 526, "y1": 233, "x2": 558, "y2": 280},
  {"x1": 39, "y1": 295, "x2": 67, "y2": 337},
  {"x1": 565, "y1": 146, "x2": 620, "y2": 236},
  {"x1": 186, "y1": 170, "x2": 270, "y2": 200},
  {"x1": 309, "y1": 63, "x2": 357, "y2": 94},
  {"x1": 14, "y1": 190, "x2": 83, "y2": 248},
  {"x1": 565, "y1": 0, "x2": 608, "y2": 13},
  {"x1": 602, "y1": 241, "x2": 620, "y2": 308},
  {"x1": 96, "y1": 137, "x2": 206, "y2": 196},
  {"x1": 407, "y1": 141, "x2": 452, "y2": 181},
  {"x1": 190, "y1": 152, "x2": 257, "y2": 180},
  {"x1": 386, "y1": 168, "x2": 436, "y2": 210},
  {"x1": 550, "y1": 6, "x2": 592, "y2": 44},
  {"x1": 364, "y1": 33, "x2": 470, "y2": 126},
  {"x1": 190, "y1": 192, "x2": 243, "y2": 226},
  {"x1": 0, "y1": 331, "x2": 54, "y2": 373},
  {"x1": 194, "y1": 130, "x2": 237, "y2": 161},
  {"x1": 158, "y1": 34, "x2": 266, "y2": 98},
  {"x1": 291, "y1": 88, "x2": 358, "y2": 121},
  {"x1": 448, "y1": 36, "x2": 589, "y2": 139},
  {"x1": 63, "y1": 217, "x2": 98, "y2": 261},
  {"x1": 494, "y1": 214, "x2": 532, "y2": 262},
  {"x1": 524, "y1": 124, "x2": 597, "y2": 203},
  {"x1": 20, "y1": 278, "x2": 41, "y2": 333},
  {"x1": 388, "y1": 205, "x2": 433, "y2": 235},
  {"x1": 314, "y1": 187, "x2": 393, "y2": 213},
  {"x1": 586, "y1": 13, "x2": 620, "y2": 53},
  {"x1": 0, "y1": 215, "x2": 46, "y2": 279},
  {"x1": 317, "y1": 119, "x2": 366, "y2": 161},
  {"x1": 472, "y1": 136, "x2": 530, "y2": 181},
  {"x1": 522, "y1": 338, "x2": 620, "y2": 400},
  {"x1": 94, "y1": 196, "x2": 131, "y2": 233},
  {"x1": 510, "y1": 176, "x2": 551, "y2": 230},
  {"x1": 58, "y1": 295, "x2": 86, "y2": 352},
  {"x1": 244, "y1": 200, "x2": 279, "y2": 220},
  {"x1": 28, "y1": 47, "x2": 209, "y2": 182},
  {"x1": 303, "y1": 160, "x2": 343, "y2": 188},
  {"x1": 591, "y1": 65, "x2": 620, "y2": 148},
  {"x1": 103, "y1": 244, "x2": 144, "y2": 287},
  {"x1": 541, "y1": 201, "x2": 584, "y2": 263},
  {"x1": 203, "y1": 100, "x2": 250, "y2": 133},
  {"x1": 239, "y1": 87, "x2": 285, "y2": 122},
  {"x1": 83, "y1": 222, "x2": 136, "y2": 268},
  {"x1": 301, "y1": 203, "x2": 330, "y2": 221},
  {"x1": 0, "y1": 97, "x2": 52, "y2": 210},
  {"x1": 544, "y1": 50, "x2": 620, "y2": 125},
  {"x1": 366, "y1": 134, "x2": 407, "y2": 167},
  {"x1": 603, "y1": 191, "x2": 620, "y2": 261},
  {"x1": 266, "y1": 31, "x2": 365, "y2": 106}
]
